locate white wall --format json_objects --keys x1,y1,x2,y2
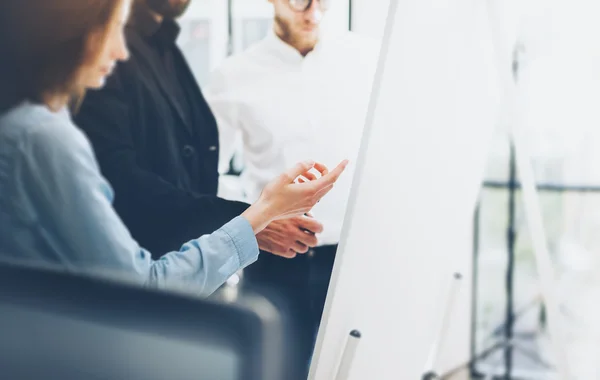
[
  {"x1": 310, "y1": 0, "x2": 503, "y2": 378},
  {"x1": 350, "y1": 0, "x2": 391, "y2": 39},
  {"x1": 323, "y1": 0, "x2": 351, "y2": 32}
]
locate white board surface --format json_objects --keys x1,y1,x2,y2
[{"x1": 310, "y1": 0, "x2": 503, "y2": 378}]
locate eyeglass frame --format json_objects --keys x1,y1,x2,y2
[{"x1": 287, "y1": 0, "x2": 330, "y2": 13}]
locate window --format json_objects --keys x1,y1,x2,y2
[
  {"x1": 473, "y1": 1, "x2": 600, "y2": 378},
  {"x1": 178, "y1": 0, "x2": 228, "y2": 85}
]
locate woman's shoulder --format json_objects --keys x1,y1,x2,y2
[
  {"x1": 1, "y1": 102, "x2": 88, "y2": 148},
  {"x1": 0, "y1": 102, "x2": 95, "y2": 173},
  {"x1": 1, "y1": 102, "x2": 69, "y2": 139}
]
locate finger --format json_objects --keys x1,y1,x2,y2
[
  {"x1": 313, "y1": 162, "x2": 329, "y2": 176},
  {"x1": 297, "y1": 216, "x2": 324, "y2": 234},
  {"x1": 296, "y1": 232, "x2": 318, "y2": 248},
  {"x1": 269, "y1": 246, "x2": 289, "y2": 256},
  {"x1": 294, "y1": 175, "x2": 308, "y2": 183},
  {"x1": 283, "y1": 160, "x2": 315, "y2": 184},
  {"x1": 272, "y1": 248, "x2": 295, "y2": 258},
  {"x1": 299, "y1": 227, "x2": 316, "y2": 236},
  {"x1": 300, "y1": 171, "x2": 318, "y2": 181},
  {"x1": 293, "y1": 241, "x2": 309, "y2": 254},
  {"x1": 311, "y1": 160, "x2": 348, "y2": 190}
]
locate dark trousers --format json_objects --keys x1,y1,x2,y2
[{"x1": 243, "y1": 244, "x2": 338, "y2": 380}]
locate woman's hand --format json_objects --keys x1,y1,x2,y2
[{"x1": 242, "y1": 160, "x2": 349, "y2": 233}]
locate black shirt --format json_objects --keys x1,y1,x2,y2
[{"x1": 143, "y1": 18, "x2": 193, "y2": 129}]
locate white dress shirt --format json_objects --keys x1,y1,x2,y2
[{"x1": 205, "y1": 29, "x2": 380, "y2": 246}]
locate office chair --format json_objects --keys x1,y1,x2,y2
[{"x1": 0, "y1": 261, "x2": 285, "y2": 380}]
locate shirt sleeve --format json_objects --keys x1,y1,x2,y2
[{"x1": 19, "y1": 119, "x2": 258, "y2": 296}]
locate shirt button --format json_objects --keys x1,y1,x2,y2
[
  {"x1": 182, "y1": 145, "x2": 195, "y2": 158},
  {"x1": 308, "y1": 249, "x2": 315, "y2": 258},
  {"x1": 209, "y1": 145, "x2": 217, "y2": 152}
]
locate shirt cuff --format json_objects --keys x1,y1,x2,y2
[{"x1": 220, "y1": 215, "x2": 259, "y2": 268}]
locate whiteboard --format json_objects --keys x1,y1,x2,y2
[{"x1": 310, "y1": 0, "x2": 502, "y2": 378}]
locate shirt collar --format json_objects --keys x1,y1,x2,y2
[
  {"x1": 129, "y1": 5, "x2": 181, "y2": 48},
  {"x1": 264, "y1": 28, "x2": 328, "y2": 65}
]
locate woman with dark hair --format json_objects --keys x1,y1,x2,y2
[{"x1": 0, "y1": 0, "x2": 347, "y2": 295}]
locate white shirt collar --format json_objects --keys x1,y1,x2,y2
[{"x1": 264, "y1": 28, "x2": 329, "y2": 65}]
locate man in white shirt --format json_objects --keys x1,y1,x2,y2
[{"x1": 205, "y1": 0, "x2": 379, "y2": 373}]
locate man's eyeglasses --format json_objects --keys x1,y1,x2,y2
[{"x1": 288, "y1": 0, "x2": 331, "y2": 12}]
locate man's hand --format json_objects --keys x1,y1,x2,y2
[{"x1": 256, "y1": 215, "x2": 324, "y2": 259}]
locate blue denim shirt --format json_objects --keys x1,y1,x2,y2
[{"x1": 0, "y1": 102, "x2": 258, "y2": 296}]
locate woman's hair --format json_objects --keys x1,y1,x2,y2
[{"x1": 0, "y1": 0, "x2": 124, "y2": 112}]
